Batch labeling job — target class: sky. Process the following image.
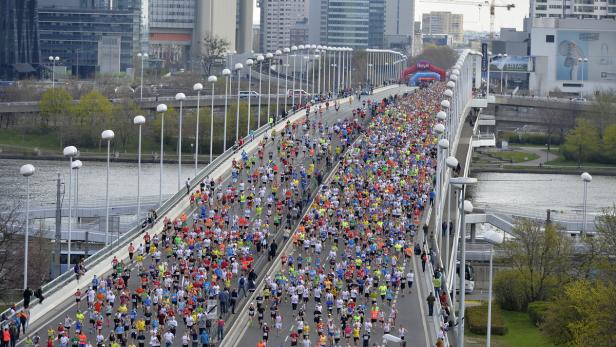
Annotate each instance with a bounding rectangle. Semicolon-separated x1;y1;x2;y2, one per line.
252;0;529;32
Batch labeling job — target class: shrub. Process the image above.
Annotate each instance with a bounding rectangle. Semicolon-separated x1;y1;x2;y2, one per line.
466;303;508;335
527;301;550;326
493;269;528;311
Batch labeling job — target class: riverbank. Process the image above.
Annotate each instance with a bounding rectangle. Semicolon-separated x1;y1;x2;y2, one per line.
471;164;616;176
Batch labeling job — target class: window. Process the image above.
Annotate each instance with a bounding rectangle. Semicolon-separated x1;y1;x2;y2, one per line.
546;34;555;42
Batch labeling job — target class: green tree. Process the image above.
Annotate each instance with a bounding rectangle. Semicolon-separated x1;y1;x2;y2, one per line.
602;124;616;163
69;90;113;147
498;218;573;309
561;118;600;166
110;100;142;152
590;89;616;139
39;88;73;127
542;280;616;346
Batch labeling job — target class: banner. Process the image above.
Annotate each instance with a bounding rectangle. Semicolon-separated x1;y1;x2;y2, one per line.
556;30;616;81
489;56;530;73
481;43;488;72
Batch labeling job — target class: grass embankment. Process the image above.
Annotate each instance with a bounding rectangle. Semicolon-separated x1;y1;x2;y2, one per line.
545;156;616;168
465;307;555;347
491;151;539;163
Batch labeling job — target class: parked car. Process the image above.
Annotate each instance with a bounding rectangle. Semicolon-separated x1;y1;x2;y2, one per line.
239;90;260;99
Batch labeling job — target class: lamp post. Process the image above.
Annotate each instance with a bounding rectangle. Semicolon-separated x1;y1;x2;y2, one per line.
207;76;218;163
222;68;231;151
283;48;290;113
290;46;298;109
265;53;274;120
434;122;446;254
63;145;77;268
577;57;589;83
256;55;264;127
156;104;167;206
450;177;478;347
19;164;35;289
137;52;148;100
487;246;494;347
234;62;244;144
445;156;457;271
193;83;203;177
246;59;254;135
274;50;282;119
71;160;83;254
581;172;592;236
133;115;146;222
299;51;306;106
175;92;186;190
49;56;60;88
497;54;507;94
101;130;114;246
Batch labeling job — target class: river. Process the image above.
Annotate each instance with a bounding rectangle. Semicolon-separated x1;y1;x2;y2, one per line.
1;158;195;208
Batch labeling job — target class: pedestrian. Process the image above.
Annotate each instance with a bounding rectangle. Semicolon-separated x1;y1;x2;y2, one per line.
34;288;43;304
427;292;436;316
186;178;191;195
421;251;428;272
216;316;225;341
23;288;33;308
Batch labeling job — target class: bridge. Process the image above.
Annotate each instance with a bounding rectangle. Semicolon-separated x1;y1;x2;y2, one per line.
4;49;597;347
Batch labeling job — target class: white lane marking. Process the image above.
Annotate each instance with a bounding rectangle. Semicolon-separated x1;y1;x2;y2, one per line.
413;249;431;347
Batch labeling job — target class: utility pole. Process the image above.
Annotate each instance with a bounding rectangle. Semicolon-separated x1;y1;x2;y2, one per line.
53;173;62;278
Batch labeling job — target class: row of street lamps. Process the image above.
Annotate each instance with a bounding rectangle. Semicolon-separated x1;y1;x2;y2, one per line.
365;49;407;88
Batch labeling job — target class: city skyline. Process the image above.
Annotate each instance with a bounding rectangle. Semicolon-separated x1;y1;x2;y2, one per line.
253;0;529;33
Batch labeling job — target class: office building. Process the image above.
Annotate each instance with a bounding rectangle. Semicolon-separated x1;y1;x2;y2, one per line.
37;0;140;77
384;0;414;52
258;0;309;53
290;18;310;47
531;0;616;20
422;11;464;45
491;28;530;56
236;0;253;53
529;17;616;96
0;0;41;79
308;0;386;49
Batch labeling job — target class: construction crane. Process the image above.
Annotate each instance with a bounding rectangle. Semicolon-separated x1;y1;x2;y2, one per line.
419;0;515;39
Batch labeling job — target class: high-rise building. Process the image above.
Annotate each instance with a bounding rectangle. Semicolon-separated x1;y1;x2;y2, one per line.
236;0;253;53
308;0;386;49
0;0;41;79
530;0;616;20
37;0;140;77
258;0;309;53
422;11;464;45
384;0;415;52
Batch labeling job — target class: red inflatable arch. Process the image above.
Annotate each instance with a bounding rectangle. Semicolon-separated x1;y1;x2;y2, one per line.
401;60;446;81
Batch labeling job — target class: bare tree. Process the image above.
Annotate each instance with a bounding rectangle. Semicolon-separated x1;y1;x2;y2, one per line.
200;33;230;76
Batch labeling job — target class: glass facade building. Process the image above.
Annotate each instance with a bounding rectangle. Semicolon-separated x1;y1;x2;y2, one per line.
0;0;41;79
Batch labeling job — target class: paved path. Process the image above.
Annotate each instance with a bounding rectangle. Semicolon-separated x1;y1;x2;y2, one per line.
14;86;408;347
512;146;559;166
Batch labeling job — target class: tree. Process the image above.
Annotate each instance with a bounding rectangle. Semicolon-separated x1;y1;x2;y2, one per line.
70;90;113;147
110;100;142;152
499;218;573;308
542;280;616;346
201;33;230;76
39;88;73;128
590;89;616;139
561;118;600;166
408;45;458;71
602;124;616;163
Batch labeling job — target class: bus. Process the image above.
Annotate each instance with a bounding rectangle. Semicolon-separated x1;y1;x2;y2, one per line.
456;261;476;294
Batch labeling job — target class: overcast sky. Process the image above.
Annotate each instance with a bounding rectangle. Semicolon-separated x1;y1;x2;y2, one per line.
252;0;529;32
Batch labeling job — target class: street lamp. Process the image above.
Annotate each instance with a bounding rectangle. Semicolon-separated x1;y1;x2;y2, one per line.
101;130;114;246
49;56;60;88
246;59;254;135
156;104;167;205
275;50;282;119
137;52;148;100
133;115;146;222
208;76;218;163
19;164;35;290
71;160;83;254
581;172;592;236
175;92;186;190
193;83;203;177
283;48;290;113
299;51;306;106
222;68;231;151
256;55;265;128
450;176;478;347
445;156;458;272
577;57;589;82
290;46;298;109
234;62;244;145
63;145;77;268
266;53;274;121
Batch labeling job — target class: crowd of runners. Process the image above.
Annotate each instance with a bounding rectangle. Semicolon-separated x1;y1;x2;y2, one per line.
245;84;448;347
10;89;400;347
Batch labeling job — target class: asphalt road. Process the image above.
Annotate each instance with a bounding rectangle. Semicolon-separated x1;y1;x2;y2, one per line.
17;86;409;347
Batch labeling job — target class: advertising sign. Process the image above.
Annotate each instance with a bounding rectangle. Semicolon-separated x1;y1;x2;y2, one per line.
481;43;488;72
556;30;616;81
489;56;530;73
